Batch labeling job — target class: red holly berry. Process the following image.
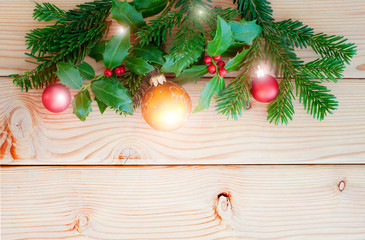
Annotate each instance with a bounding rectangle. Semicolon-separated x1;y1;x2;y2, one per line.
204;56;212;64
218;68;227;77
208;64;216;74
212;55;221;61
119;66;126;75
104;69;112;77
114;67;122;75
217;61;225;67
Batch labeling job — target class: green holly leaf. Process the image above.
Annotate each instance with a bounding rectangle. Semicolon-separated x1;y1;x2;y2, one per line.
132;45;165;65
133;0;168;18
206;16;234;57
72;89;93;121
112;0;146;33
175;65;208;85
89;41;106;62
125;56;154;75
161;55;188;77
231;20;262;45
56;62;82;89
103;28;132;69
95;97;107;114
225;49;250;73
193;76;225;113
76;62;95;80
91;77;133;114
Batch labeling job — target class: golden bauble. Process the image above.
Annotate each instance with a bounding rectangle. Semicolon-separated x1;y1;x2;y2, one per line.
141;81;192;131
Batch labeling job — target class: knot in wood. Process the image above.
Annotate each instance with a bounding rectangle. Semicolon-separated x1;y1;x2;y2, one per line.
9;106;33;140
338;180;346;192
215;192;232;221
73;214;89;233
118;147;142;163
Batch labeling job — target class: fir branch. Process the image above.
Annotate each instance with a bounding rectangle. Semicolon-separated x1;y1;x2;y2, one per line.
234;0;274;25
137;11;183;47
33;2;66;22
267;76;295;125
273;19;314;49
215;73;251;120
301;57;345;82
295;76;338;120
215;37;262;119
15;0;111;91
310;33;356;65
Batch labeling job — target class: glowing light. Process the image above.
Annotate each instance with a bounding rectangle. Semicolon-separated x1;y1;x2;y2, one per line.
256;65;265;78
158;107;186;130
118;26;126;34
197;9;204;15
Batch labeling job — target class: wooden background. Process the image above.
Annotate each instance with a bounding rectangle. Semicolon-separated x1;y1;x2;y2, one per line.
1;0;365;239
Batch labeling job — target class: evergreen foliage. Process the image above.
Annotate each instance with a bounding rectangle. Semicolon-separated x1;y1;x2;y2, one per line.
10;0;356;124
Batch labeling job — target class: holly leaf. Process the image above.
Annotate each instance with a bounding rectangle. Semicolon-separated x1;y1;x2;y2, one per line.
231;20;262;45
91;77;133;114
76;62;95;80
206;16;234;57
132;45;165;65
103;28;132;69
225;49;250;73
89;41;106;62
175;65;208;85
56;62;82;89
193;76;225;113
111;0;146;33
72;89;93;121
133;0;168;18
161;55;191;77
125;56;154;75
95;97;107;114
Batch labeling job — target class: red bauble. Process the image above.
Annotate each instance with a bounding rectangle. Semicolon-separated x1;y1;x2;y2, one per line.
250;75;279;103
42;83;71;113
212;55;221;61
204;56;212;64
208;64;216;74
218;68;227;77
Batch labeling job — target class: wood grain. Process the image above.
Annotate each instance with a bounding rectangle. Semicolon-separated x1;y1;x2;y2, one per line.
1;165;365;239
0;0;364;78
1;77;365;164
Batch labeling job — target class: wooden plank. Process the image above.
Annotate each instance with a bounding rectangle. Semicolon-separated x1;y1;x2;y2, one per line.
1;77;365;164
1;165;365;239
0;0;364;78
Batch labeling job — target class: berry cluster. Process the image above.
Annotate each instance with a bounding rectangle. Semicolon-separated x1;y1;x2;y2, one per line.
204;55;227;77
104;65;126;77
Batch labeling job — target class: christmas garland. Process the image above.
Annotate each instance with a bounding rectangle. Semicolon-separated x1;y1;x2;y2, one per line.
10;0;356;130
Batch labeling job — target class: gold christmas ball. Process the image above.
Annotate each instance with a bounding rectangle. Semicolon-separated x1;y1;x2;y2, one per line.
141;80;192;131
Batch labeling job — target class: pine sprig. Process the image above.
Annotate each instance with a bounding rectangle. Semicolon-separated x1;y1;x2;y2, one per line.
295;76;338;120
14;0;112;91
33;2;66;22
137;11;183;47
234;0;274;25
215;37;263;119
301;57;345;82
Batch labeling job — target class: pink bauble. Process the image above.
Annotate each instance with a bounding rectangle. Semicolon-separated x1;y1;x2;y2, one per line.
250;75;279;103
42;83;71;113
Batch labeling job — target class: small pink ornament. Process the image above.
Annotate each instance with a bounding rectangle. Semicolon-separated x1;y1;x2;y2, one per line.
42;83;71;113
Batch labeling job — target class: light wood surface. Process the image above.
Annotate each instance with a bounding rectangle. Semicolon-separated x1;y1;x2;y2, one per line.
1;165;365;239
0;0;364;78
1;78;365;164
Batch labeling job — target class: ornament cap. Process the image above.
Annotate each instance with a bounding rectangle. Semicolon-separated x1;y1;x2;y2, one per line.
149;74;167;87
